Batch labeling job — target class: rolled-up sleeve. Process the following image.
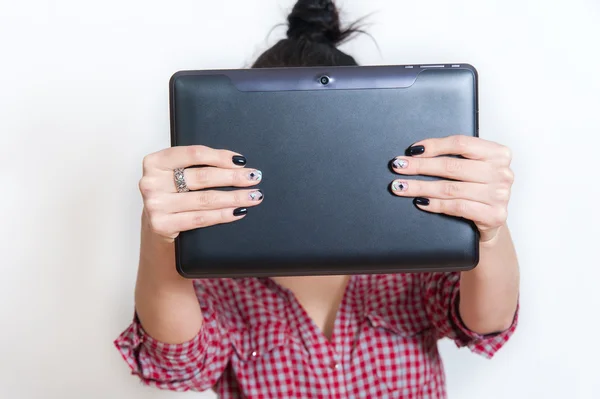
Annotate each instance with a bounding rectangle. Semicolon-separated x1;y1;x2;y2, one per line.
113;301;232;392
420;271;519;359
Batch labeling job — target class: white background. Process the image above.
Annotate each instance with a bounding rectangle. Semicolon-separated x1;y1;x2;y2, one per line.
1;0;599;398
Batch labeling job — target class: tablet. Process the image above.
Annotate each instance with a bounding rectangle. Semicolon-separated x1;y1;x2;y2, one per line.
169;64;480;278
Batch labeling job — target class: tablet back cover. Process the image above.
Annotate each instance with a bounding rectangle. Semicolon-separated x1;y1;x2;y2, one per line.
170;65;480;278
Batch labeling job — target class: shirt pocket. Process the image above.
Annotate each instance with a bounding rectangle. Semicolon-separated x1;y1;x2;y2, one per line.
353;313;432;395
230;322;298;398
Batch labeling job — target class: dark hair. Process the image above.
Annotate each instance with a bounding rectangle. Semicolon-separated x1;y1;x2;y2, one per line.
252;0;365;68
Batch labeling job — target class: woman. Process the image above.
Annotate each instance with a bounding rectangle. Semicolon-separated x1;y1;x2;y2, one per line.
115;1;520;398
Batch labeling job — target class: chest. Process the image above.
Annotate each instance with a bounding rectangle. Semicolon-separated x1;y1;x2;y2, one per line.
204;274;440;398
220;278;440;399
271;275;350;340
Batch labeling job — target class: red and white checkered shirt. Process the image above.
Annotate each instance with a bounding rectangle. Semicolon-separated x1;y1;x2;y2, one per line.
115;273;518;398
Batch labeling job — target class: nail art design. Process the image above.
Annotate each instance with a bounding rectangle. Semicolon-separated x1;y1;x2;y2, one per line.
392;158;408;169
414;197;430;206
249;190;264;201
232;155;247;166
406;145;425;156
392;181;409;192
233;207;248;216
248;170;263;181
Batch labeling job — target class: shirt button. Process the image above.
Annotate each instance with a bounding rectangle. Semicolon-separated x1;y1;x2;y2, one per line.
330;361;339;370
250;350;258;357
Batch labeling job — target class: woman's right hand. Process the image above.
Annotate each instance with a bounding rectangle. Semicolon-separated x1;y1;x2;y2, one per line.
139;145;264;241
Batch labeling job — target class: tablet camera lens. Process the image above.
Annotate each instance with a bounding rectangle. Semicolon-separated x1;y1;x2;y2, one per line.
319;75;330;85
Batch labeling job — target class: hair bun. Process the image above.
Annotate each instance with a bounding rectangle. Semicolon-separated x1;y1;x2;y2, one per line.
286;0;346;44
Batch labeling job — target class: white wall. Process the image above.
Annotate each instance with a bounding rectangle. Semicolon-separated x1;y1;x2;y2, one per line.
1;0;599;398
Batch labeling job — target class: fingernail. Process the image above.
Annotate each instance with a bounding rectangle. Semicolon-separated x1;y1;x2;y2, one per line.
414;197;430;206
233;207;248;216
392;158;408;169
248;170;263;181
249;190;264;201
232;155;247;166
392;181;409;192
406;145;425;156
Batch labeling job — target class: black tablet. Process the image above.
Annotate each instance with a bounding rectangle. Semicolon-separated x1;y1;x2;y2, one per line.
170;64;480;278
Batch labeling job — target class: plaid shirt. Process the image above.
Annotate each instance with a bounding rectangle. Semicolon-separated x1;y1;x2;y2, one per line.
115;273;517;398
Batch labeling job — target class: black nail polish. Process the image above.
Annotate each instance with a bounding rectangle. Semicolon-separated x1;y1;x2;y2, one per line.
414;197;430;206
232;155;247;166
233;207;248;217
406;145;425;156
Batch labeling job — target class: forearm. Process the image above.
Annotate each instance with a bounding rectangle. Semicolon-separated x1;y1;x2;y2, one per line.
459;224;520;335
134;210;203;344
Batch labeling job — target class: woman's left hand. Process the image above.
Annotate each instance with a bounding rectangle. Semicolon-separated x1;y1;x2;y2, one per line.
390;135;514;243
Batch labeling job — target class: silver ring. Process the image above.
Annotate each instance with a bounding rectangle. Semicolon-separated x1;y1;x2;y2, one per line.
174;168;190;193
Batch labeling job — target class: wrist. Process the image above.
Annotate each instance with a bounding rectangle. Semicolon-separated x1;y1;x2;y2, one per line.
139;211;190;290
478;225;504;249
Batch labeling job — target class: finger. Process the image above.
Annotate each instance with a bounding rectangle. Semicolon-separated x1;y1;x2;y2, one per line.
406;135;512;164
157;189;264;213
151;207;250;236
412;198;506;227
390;179;494;204
391;156;492;183
179;167;262;191
144;145;248;172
